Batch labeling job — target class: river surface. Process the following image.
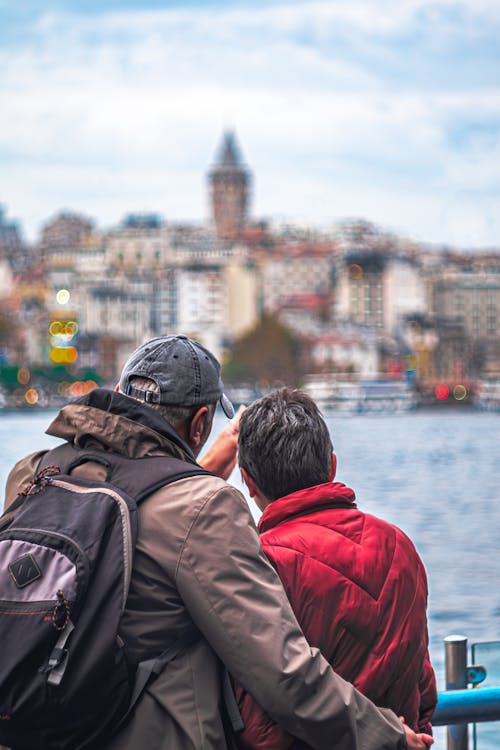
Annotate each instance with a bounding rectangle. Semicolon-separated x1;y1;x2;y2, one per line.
1;407;499;748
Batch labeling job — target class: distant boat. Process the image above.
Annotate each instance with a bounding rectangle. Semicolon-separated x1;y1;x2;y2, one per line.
224;384;265;407
475;380;500;411
302;377;417;414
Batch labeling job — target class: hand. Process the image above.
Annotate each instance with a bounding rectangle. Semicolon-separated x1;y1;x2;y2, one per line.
400;718;434;749
199;405;246;479
227;404;246;433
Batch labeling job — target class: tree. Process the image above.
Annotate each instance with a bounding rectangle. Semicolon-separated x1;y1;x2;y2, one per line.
223;315;303;387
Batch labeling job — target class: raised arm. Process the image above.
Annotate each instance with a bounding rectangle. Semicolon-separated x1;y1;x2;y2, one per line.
199;405;245;479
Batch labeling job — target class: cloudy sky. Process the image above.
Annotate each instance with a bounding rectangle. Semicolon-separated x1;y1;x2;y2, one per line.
1;0;500;247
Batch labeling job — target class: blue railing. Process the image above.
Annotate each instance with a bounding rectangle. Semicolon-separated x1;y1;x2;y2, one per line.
432;635;500;749
433;686;500;725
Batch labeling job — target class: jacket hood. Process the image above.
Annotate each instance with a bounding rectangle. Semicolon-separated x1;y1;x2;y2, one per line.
258;481;356;533
45;388;196;463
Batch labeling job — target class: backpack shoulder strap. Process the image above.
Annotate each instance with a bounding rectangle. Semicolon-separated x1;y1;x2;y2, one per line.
128;624;200;713
38;444;213;504
37;443;79;474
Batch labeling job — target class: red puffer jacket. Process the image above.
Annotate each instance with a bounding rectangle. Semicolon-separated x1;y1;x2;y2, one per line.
236;482;437;750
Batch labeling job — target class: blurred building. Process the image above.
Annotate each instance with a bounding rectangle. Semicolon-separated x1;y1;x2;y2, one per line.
39;211;94;270
0;258;14;300
259;239;338;316
163;226;258;357
335;251;426;336
105;213;169;272
431;254;500;377
0;205;27;271
3;138;500;390
306;330;379;379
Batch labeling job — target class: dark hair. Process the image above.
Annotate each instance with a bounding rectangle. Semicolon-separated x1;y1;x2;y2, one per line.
238;387;333;501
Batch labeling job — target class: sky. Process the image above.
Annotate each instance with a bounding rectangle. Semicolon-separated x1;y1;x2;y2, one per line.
1;0;500;248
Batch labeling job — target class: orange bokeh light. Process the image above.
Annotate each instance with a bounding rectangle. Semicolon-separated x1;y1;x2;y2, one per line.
349;263;363;280
69;381;86;397
50;346;78;364
17;367;31;385
25;388;39;405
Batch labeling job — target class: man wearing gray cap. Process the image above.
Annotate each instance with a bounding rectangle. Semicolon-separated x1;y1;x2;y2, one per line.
3;335;430;750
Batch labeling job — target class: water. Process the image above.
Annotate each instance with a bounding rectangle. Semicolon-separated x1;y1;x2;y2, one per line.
1;407;499;748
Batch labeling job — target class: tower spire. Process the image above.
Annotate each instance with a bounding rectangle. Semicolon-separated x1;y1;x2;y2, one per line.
216;131;242;166
208;131;252;239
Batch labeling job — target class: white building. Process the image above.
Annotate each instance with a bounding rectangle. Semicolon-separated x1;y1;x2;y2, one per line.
335;254;426;335
0;259;14;299
78;282;153;349
383;259;427;334
105;214;170;271
309;331;379;379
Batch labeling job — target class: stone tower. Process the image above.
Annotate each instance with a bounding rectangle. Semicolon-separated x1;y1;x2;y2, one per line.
208;131;251;239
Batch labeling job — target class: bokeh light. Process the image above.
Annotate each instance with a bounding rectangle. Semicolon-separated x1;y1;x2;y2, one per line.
50;346;78;364
25;388;39;405
435;384;450;401
69;381;86;398
56;289;71;305
349;263;363;280
453;384;467;401
49;320;78;341
17;367;30;385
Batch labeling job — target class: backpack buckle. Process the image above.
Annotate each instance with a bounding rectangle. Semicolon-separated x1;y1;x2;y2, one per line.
47;647;68;670
42;619;75;687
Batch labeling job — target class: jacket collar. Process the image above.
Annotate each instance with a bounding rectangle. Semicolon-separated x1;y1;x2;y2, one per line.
258;482;356;534
45;388;197;463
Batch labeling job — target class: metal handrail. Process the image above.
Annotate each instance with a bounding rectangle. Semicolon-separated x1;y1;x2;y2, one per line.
436;635;500;750
433;686;500;725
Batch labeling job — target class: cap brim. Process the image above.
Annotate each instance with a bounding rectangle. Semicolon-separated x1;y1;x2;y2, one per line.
220;393;235;419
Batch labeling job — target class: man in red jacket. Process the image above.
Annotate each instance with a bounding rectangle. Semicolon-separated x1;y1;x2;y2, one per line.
237;388;437;750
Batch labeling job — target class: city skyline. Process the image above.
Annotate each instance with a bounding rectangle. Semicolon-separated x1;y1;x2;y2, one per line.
1;0;500;248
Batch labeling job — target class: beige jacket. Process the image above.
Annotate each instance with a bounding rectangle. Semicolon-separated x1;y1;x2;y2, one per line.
4;390;407;750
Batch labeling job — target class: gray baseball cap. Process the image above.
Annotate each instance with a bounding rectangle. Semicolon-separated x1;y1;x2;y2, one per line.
119;335;234;418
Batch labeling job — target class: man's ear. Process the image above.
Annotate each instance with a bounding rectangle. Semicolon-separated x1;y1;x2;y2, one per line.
241;467;270;512
241;467;259;498
329;452;337;481
189;406;209;450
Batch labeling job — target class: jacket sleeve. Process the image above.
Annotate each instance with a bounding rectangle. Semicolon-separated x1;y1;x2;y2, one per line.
175;484;407;750
418;649;438;734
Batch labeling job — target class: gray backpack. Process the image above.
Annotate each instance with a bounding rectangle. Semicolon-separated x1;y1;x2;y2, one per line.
0;445;211;750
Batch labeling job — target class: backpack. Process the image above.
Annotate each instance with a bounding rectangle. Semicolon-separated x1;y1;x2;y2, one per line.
0;443;213;750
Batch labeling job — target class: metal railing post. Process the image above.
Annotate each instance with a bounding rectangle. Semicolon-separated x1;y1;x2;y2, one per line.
445;635;469;750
